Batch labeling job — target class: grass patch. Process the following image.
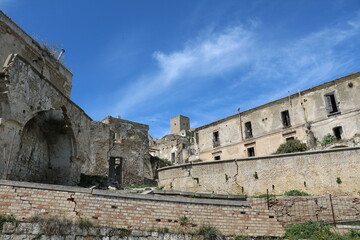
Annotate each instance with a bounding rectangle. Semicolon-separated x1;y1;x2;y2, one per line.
0;214;18;230
78;218;93;229
194;225;221;240
115;228;132;237
252;194;282;198
284;190;310;196
179;216;189;226
285;221;360;240
158;227;170;234
40;216;72;235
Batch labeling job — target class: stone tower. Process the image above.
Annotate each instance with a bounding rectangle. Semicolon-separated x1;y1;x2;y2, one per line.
170;115;190;135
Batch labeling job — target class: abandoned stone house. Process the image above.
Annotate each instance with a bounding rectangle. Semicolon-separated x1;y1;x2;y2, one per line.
151;72;360;164
0;11;153;186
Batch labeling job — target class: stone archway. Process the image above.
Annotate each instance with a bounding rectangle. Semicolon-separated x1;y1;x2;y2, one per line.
9;108;77;185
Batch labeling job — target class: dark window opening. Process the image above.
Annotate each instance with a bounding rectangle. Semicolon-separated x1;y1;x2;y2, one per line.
281;110;291;127
247;147;255;157
109;157;123;184
195;132;199;144
333;126;343;140
214;156;221;160
286;137;295;142
324;93;339;114
213;131;220;146
245;122;253;138
171;152;176;163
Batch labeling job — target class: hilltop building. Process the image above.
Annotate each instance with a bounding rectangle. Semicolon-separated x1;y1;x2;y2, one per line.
151;72;360;163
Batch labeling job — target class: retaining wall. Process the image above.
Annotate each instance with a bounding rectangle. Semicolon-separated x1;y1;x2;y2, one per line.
0;180;284;237
158;147;360;196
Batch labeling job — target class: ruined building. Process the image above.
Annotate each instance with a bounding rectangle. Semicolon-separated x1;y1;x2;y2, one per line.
0;11;153;185
151;72;360;163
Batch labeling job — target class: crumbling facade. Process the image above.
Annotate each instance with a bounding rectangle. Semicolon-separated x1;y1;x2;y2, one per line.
0;11;152;185
152;73;360;163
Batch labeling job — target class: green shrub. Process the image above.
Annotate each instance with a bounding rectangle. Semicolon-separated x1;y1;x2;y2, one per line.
40;216;72;235
275;139;307;154
116;228;132;237
179;216;189;226
336;177;342;184
158;227;170;234
284;190;310;196
285;221;332;239
78;218;93;229
320;134;337;146
0;214;17;230
253;171;259;180
195;225;221;240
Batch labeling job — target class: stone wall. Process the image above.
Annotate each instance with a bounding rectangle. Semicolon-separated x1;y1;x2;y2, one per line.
0;55;152;185
158;147;360;196
0;223;220;240
0;11;72;97
0;180;285;237
250;196;360;225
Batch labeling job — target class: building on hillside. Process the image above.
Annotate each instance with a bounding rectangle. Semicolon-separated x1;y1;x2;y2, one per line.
151;72;360;163
0;11;153;185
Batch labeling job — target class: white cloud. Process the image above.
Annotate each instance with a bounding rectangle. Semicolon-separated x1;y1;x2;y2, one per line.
107;12;360;133
111;26;255;116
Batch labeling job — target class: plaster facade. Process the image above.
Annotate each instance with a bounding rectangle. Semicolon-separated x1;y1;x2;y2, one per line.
158;147;360;196
0;11;152;186
152;72;360;162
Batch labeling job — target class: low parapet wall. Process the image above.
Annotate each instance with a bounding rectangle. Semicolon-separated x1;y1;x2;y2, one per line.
158;147;360;196
0;180;284;237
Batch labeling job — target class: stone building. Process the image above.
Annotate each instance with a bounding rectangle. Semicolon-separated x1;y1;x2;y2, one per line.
152;72;360;163
0;11;153;185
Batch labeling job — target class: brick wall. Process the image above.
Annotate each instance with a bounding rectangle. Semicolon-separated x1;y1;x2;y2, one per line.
0;180;284;237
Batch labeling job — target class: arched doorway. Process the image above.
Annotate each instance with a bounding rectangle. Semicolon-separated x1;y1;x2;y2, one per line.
9;108;77;185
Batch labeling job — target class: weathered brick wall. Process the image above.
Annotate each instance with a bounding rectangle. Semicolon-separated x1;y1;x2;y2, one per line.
0;180;284;237
250;196;360;225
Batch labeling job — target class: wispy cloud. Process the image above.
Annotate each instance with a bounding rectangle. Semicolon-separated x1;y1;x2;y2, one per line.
104;12;360;138
110;26;255;116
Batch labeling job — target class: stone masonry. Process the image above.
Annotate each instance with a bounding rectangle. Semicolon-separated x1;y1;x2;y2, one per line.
0;11;152;185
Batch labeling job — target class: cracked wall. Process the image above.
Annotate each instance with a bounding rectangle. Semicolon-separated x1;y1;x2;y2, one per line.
0;180;285;237
158;147;360;196
0;11;153;186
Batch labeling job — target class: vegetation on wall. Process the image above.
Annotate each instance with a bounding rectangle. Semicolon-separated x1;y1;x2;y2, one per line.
0;214;17;230
336;177;343;184
274;139;308;154
194;225;221;240
285;221;360;239
320;133;338;146
284;190;310;196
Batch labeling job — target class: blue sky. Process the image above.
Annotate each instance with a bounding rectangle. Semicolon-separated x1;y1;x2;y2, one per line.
1;0;360;138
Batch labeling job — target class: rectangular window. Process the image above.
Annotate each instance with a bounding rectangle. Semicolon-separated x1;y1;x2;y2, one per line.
324;92;339;114
245;121;253;138
286;137;295;142
214;155;221;160
171;152;176;163
281;110;291;127
247;147;255;157
333;126;343;140
213;131;220;146
195;132;199;144
109;157;123;184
